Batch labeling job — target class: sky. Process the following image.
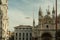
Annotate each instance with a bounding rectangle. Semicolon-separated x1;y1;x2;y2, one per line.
8;0;60;31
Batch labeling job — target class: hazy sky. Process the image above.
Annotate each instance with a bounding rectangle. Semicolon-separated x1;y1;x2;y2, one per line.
8;0;60;31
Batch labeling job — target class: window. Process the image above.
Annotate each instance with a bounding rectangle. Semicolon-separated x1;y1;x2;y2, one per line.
23;33;24;38
19;38;21;40
26;38;28;40
30;33;32;37
30;33;32;40
26;33;28;40
26;33;28;38
23;38;24;40
19;33;21;38
0;0;2;4
22;33;25;40
16;33;17;40
30;38;31;40
46;25;49;28
16;33;17;37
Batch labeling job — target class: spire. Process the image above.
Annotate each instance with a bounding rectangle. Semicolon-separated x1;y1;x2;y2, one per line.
52;5;55;18
33;10;35;27
39;7;42;16
38;6;43;25
33;18;35;27
52;6;55;14
47;6;50;15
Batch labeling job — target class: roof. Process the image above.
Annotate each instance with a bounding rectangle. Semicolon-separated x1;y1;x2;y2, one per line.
44;15;52;19
14;25;32;28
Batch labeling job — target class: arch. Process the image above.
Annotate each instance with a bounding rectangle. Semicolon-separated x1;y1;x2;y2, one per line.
55;30;60;40
41;32;52;40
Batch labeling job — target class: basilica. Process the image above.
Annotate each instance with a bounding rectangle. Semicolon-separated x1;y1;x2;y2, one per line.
32;6;60;40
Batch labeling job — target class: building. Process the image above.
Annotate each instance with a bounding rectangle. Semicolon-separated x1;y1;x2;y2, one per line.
0;0;8;40
32;6;60;40
14;25;32;40
13;5;60;40
7;31;14;40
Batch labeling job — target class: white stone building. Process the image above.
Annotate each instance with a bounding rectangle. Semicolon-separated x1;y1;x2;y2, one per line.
14;25;32;40
0;0;8;40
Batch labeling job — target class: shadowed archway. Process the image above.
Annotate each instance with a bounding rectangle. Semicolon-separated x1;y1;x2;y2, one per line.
55;30;60;40
41;32;52;40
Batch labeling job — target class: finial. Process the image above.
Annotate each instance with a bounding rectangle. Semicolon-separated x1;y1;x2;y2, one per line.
39;6;42;16
46;5;50;15
52;5;55;13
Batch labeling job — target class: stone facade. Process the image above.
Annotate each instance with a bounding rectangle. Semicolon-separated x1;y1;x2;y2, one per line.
0;0;8;40
14;25;32;40
32;6;60;40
